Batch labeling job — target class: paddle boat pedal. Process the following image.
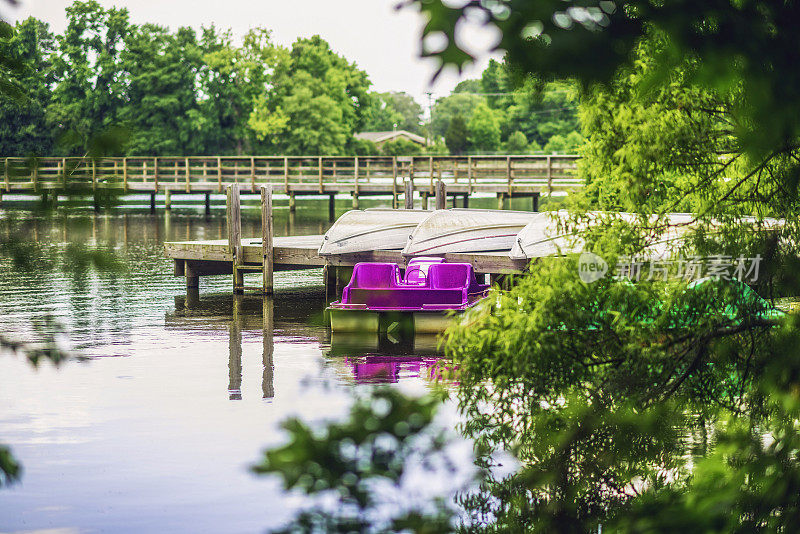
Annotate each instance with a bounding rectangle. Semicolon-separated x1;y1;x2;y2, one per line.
328;258;490;335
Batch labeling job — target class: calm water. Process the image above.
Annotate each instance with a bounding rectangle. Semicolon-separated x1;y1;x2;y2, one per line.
0;195;494;533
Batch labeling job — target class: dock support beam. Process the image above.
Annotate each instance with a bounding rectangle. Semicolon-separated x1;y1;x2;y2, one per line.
421;192;429;210
165;189;172;210
324;264;337;302
185;261;199;290
351;193;359;209
404;180;414;209
328;194;336;222
261;185;273;295
532;192;540;212
435;180;446;210
227;185;243;294
150;192;156;213
288;191;296;213
204;192;211;214
497;193;505;210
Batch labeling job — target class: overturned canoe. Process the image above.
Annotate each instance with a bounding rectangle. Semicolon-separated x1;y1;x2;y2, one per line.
402;209;541;256
319;208;431;255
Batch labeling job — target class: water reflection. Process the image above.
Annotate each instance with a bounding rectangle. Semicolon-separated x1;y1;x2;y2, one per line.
325;332;445;384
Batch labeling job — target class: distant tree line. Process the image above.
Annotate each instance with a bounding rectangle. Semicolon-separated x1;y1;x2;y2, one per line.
0;1;582;157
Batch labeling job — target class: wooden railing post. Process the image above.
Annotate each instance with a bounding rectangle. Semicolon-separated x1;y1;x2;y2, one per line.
217;156;222;192
251;156;256;192
547;155;553;195
32;158;38;192
185;157;190;192
428;156;434;193
283;156;289;193
318;156;324;193
506;155;512;196
354;156;359;195
261;185;273;295
3;157;8;192
153;157;159;191
391;157;398;208
62;157;67;189
227;184;243;294
467;156;473;195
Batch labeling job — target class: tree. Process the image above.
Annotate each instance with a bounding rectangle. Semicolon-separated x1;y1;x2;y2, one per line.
47;1;130;155
467;102;501;152
0;17;56;156
381;138;422;156
543;131;583;154
445;114;468;155
362;91;423;134
502;130;529;154
198;26;285;155
268;36;371;155
430;92;483;139
120;24;204;155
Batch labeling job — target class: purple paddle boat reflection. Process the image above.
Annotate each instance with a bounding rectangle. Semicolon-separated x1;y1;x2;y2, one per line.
328;257;490;335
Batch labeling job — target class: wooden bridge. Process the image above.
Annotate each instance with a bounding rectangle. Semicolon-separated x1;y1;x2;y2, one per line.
0;154;581;211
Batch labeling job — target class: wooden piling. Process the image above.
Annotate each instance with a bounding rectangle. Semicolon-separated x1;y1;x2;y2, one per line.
497;193;505;210
262;296;275;399
261;185;274;295
404;180;414;209
328;194;336;222
185;261;199;290
532;192;540;212
165;189;172;210
227;184;243;294
435;180;446;210
288;191;296;213
150;192;156;213
204;192;211;214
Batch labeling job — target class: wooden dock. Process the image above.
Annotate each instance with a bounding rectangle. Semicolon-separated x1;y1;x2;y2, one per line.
2;154;581;212
165;183;529;296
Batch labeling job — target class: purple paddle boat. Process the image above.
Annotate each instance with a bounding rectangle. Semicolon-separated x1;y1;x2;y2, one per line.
328;257;490;335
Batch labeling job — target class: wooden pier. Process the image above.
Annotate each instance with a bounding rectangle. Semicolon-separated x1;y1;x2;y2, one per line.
165;183;529;297
2;154;580;212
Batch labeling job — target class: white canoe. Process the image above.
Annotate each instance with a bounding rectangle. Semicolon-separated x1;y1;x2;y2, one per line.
402;209;542;256
509;212;748;260
318;208;431;255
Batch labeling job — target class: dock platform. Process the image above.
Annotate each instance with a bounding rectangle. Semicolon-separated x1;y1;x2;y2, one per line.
166;235;527;287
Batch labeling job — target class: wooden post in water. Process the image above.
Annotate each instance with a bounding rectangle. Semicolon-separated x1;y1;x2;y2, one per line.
262;296;275;399
185;260;199;290
404;179;414;209
435;179;446;210
532;192;540;212
288;192;296;213
261;185;274;295
227;184;243;294
328;194;336;222
165;189;172;210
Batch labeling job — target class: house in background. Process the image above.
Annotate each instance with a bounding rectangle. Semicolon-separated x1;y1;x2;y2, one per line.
354;130;429;149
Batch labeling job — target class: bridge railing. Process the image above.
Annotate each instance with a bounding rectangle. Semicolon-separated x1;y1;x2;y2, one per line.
1;155;581;194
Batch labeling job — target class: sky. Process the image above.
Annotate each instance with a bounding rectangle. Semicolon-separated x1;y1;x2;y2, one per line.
3;0;502;109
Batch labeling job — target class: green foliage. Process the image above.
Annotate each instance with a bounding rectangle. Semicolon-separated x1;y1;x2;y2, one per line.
268;36;371;155
431;92;484;139
0;18;55;155
445;114;468;155
0;445;20;487
407;0;800;159
254;387;456;533
362;91;422;134
502;130;530;154
380;138;421;156
350;138;378;156
543;131;583;154
467;102;501;152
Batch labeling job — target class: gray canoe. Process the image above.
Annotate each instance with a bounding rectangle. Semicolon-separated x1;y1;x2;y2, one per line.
402;209;542;256
318;208;431;255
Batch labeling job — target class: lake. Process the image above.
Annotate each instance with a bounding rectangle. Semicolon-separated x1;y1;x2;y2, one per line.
0;195;495;533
